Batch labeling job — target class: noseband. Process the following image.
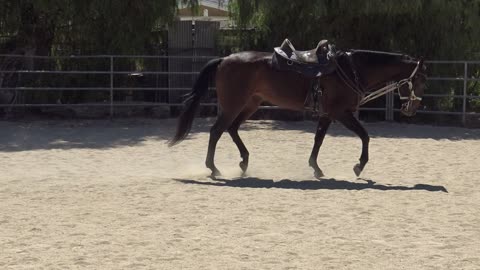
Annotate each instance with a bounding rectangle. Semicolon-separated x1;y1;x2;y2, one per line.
397;63;425;102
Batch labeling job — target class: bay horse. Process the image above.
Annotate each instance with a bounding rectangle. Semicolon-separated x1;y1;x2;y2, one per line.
169;48;427;179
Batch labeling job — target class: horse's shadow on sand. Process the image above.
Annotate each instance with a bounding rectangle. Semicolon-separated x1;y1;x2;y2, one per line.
175;177;448;193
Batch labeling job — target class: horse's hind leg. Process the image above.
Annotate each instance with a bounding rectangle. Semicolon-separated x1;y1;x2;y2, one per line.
309;115;332;179
337;111;370;176
206;112;238;178
207;59;256;177
228;97;262;174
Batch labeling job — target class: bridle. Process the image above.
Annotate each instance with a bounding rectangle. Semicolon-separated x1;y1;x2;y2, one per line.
398;64;426;102
334;52;425;106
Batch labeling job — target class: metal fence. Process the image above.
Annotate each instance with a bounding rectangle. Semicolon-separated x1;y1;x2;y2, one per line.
0;54;479;124
381;60;480;125
0;54;217;117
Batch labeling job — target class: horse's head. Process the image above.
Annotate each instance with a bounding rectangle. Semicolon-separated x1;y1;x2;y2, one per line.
351;51;428;116
397;58;427;116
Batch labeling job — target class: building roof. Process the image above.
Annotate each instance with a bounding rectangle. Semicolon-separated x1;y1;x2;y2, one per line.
202;0;228;10
177;0;231;28
179;0;228;11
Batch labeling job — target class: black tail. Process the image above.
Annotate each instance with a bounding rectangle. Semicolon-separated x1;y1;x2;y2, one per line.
169;58;223;146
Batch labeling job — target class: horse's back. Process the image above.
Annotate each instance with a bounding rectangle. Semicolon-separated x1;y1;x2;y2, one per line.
223;51;272;63
216;51;273;91
216;51;310;111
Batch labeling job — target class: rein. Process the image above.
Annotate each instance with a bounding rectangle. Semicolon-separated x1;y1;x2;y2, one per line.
335;52;364;97
334;52;424;106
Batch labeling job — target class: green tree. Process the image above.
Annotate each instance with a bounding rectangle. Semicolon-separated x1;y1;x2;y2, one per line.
0;0;200;55
230;0;480;60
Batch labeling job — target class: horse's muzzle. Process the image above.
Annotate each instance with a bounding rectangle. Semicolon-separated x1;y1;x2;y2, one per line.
400;100;421;117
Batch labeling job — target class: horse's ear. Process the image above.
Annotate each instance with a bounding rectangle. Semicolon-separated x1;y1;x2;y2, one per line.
418;57;424;66
419;57;426;71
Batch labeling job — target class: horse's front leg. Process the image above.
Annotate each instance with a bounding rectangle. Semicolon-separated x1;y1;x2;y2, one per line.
309;116;332;179
337;111;370;176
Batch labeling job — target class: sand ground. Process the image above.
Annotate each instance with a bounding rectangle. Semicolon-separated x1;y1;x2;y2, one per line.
1;118;479;269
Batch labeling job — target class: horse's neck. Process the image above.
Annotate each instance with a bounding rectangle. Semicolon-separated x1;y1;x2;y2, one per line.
363;64;411;90
350;51;415;90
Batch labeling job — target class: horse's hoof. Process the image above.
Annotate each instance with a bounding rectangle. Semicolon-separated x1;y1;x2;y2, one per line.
239;161;248;172
314;170;325;180
353;164;363;177
209;168;221;179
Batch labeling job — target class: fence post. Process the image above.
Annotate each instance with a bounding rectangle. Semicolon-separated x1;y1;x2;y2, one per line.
462;62;468;126
385;91;389;121
385;90;394;121
110;56;114;118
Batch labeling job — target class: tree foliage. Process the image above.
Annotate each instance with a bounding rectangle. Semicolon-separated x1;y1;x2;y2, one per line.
230;0;480;60
0;0;199;55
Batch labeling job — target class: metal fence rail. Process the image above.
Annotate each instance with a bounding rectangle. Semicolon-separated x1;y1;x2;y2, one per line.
0;55;479;124
0;54;217;117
